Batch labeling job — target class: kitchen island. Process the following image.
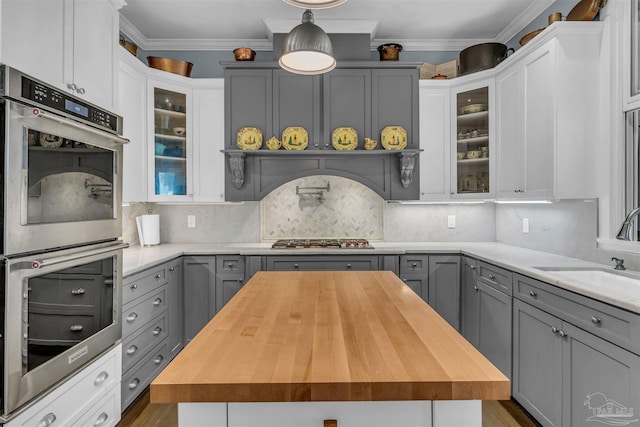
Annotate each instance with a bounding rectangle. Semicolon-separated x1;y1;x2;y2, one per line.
150;270;510;426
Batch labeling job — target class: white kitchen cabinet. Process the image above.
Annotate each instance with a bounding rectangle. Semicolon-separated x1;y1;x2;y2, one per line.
496;24;602;200
419;83;451;200
450;76;495;199
119;48;148;203
0;0;122;109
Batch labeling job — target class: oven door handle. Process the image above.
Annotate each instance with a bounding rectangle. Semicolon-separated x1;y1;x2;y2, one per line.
26;107;130;145
18;243;129;271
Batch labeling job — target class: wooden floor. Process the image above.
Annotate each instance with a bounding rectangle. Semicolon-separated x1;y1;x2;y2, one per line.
117;389;541;427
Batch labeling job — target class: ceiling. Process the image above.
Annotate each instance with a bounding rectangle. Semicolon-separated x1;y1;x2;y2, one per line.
119;0;557;52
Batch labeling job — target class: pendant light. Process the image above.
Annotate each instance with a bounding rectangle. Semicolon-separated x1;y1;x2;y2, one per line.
282;0;347;9
279;9;336;75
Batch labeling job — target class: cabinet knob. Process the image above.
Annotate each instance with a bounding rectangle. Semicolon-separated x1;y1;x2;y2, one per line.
94;371;109;386
37;412;57;427
76;87;85;95
169;267;175;272
473;285;478;291
558;330;568;338
155;274;161;280
346;264;352;269
238;279;243;284
529;290;537;298
130;283;137;290
153;327;162;336
154;355;164;365
228;263;234;268
93;412;109;427
293;264;299;269
128;378;140;390
412;262;418;268
127;345;138;355
489;274;496;280
153;298;162;306
67;83;77;91
468;264;476;269
591;316;601;324
126;312;138;322
551;326;559;334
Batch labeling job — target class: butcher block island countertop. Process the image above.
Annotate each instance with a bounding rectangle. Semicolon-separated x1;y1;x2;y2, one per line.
152;270;508;402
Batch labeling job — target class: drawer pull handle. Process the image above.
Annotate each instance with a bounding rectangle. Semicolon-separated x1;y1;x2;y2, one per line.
412;263;418;268
93;412;109;426
551;326;559;334
228;263;234;268
128;378;140;390
94;371;109;385
155;274;161;280
169;267;175;272
153;327;162;336
126;345;138;355
294;264;299;269
529;291;537;298
70;325;83;332
558;330;568;338
71;288;85;295
154;355;164;365
127;312;138;322
37;412;57;427
130;283;137;290
105;278;113;286
153;298;162;306
591;316;601;324
489;274;496;280
346;263;352;269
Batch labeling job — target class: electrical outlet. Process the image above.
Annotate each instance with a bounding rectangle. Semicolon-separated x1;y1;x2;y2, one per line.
187;215;196;228
523;218;529;233
447;214;456;229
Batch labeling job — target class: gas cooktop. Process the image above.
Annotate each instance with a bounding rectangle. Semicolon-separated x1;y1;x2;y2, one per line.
271;239;374;249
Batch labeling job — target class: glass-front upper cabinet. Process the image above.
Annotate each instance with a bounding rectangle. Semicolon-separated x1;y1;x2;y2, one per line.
148;81;192;200
453;83;493;197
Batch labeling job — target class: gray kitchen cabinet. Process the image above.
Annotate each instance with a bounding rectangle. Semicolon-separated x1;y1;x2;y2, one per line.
215;255;245;313
265;255;379;271
323;68;372;145
398;254;429;300
428;255;461;331
273;70;321;148
166;258;183;359
246;255;264;281
513;298;640;427
461;259;512;378
182;256;216;342
460;256;479;346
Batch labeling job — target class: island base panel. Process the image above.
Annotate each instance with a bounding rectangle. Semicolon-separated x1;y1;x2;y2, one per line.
177;400;481;427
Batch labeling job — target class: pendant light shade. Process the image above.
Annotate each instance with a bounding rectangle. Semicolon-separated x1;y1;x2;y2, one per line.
282;0;347;9
279;10;336;75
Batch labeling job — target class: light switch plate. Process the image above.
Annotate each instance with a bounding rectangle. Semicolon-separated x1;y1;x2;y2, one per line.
187;215;196;228
447;214;456;229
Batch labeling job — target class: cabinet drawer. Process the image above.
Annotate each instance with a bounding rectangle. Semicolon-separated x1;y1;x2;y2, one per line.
477;261;512;295
399;255;429;274
216;256;245;274
15;345;120;427
71;386;120;427
122;287;167;337
28;309;99;344
122;315;168;372
28;275;101;306
123;266;167;305
266;256;379;271
122;342;168;409
514;273;640;354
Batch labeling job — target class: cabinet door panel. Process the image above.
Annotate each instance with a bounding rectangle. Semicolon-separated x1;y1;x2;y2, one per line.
183;256;216;342
478;282;512;379
225;70;272;149
460;257;479;347
273;71;321;148
372;69;418;148
562;322;640;427
216;276;244;313
513;300;562;427
167;259;183;357
193;86;225;202
400;276;427;301
427;255;460;331
419;86;450;200
323;69;371;146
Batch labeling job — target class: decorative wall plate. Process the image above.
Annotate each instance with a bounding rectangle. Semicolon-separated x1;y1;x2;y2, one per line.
381;126;407;150
331;127;358;150
266;136;281;150
237;127;263;150
282;127;308;150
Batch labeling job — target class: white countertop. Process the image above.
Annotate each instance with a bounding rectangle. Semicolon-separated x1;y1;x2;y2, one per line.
123;241;640;315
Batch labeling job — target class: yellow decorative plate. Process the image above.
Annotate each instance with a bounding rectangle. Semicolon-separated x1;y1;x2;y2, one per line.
381;126;407;150
281;127;308;150
237;127;263;150
266;136;281;150
331;127;358;151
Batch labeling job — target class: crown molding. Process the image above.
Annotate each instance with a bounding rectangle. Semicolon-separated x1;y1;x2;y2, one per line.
494;0;555;43
263;18;379;39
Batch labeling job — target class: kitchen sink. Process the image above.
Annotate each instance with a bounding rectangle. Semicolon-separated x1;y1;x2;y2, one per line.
533;266;640;288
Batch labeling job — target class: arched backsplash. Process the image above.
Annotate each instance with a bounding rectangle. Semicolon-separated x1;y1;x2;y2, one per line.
260;175;384;240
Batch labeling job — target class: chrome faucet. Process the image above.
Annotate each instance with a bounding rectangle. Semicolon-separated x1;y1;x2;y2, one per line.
612;257;626;270
616;207;640;240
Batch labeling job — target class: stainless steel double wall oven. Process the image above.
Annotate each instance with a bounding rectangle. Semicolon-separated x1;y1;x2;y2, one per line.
0;65;128;421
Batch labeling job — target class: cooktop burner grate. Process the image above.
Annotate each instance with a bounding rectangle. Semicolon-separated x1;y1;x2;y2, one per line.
271;239;374;249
